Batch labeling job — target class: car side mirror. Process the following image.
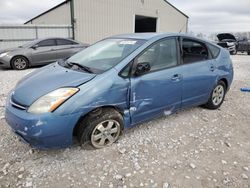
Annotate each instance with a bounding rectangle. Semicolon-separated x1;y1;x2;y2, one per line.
135;62;151;76
31;44;39;50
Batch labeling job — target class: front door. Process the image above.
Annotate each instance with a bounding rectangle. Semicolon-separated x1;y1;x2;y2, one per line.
31;39;58;65
130;38;182;124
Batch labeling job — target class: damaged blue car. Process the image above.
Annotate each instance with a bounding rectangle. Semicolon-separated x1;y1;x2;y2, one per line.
5;33;234;149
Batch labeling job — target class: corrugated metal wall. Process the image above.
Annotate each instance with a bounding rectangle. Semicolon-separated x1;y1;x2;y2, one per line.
74;0;188;43
0;25;72;49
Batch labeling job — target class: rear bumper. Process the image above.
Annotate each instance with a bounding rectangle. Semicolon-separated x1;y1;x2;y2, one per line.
5;98;82;149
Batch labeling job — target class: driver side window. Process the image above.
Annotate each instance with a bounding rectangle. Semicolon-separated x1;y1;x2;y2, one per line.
137;38;178;72
37;39;56;47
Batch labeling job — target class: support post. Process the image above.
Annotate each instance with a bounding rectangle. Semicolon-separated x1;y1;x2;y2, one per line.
70;0;75;40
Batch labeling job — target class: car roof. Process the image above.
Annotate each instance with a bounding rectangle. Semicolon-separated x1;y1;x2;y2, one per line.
111;33;175;40
110;33;187;40
110;33;222;49
110;32;211;41
35;37;75;42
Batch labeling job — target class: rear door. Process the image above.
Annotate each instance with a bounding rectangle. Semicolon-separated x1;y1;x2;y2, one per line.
180;38;217;108
129;38;183;124
55;39;83;60
31;39;58;65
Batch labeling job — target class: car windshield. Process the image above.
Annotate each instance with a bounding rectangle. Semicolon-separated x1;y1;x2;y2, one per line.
66;38;145;73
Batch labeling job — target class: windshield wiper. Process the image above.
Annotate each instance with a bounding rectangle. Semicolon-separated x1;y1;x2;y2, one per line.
67;62;93;73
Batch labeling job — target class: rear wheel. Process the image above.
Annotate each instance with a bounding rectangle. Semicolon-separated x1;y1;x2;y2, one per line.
247;51;250;55
205;81;226;110
77;108;123;149
11;56;29;70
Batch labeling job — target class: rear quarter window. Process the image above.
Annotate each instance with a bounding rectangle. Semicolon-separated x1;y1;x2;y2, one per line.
208;44;220;58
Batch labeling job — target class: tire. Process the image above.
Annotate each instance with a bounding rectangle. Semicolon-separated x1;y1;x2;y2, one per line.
11;56;29;70
77;108;123;149
247;51;250;55
205;81;226;110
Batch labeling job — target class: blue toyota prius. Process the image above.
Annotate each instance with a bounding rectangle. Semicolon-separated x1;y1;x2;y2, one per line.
5;33;234;149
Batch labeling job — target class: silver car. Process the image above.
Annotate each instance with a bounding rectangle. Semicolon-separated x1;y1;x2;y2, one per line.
0;38;88;70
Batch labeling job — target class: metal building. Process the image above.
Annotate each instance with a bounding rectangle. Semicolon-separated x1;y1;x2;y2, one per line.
0;25;72;49
25;0;188;44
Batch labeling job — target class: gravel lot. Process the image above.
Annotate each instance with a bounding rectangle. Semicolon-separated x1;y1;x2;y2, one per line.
0;55;250;188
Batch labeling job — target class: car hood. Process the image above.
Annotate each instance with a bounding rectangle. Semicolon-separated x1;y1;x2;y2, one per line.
12;63;96;106
217;33;236;41
0;47;22;54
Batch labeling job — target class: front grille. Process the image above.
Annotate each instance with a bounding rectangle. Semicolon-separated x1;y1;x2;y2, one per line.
10;97;27;110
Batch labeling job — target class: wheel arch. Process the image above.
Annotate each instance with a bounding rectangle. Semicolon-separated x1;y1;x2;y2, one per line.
73;105;125;137
10;55;30;68
219;78;228;91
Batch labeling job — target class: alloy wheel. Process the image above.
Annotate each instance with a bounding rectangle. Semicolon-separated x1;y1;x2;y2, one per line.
212;85;225;106
13;58;27;70
91;120;121;148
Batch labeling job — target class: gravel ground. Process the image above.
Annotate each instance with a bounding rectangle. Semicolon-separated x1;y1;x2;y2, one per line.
0;55;250;188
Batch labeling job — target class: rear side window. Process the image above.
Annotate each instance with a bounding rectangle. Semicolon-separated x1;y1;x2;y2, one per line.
56;39;78;46
37;39;56;47
182;39;209;64
207;44;220;58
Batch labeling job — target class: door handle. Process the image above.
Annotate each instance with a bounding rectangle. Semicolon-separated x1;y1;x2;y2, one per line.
51;49;56;51
171;74;182;82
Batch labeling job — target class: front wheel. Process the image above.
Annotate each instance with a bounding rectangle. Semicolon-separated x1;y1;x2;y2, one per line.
77;108;123;149
11;56;29;70
205;81;226;110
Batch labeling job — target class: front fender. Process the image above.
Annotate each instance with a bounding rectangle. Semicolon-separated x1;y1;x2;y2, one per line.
54;68;130;125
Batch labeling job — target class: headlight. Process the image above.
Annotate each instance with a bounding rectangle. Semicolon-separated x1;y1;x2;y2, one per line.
28;88;79;114
0;52;8;58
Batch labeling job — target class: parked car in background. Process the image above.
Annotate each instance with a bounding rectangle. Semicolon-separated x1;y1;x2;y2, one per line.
5;33;234;149
217;33;237;55
0;38;88;70
217;33;250;55
236;37;250;55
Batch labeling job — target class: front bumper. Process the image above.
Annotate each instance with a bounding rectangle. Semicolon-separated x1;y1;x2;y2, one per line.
227;45;236;53
0;55;12;68
5;99;82;149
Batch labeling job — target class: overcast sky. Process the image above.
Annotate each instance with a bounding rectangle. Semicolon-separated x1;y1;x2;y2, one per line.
0;0;64;24
168;0;250;35
0;0;250;35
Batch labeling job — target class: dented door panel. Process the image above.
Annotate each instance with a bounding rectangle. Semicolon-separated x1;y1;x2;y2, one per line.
130;67;182;125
